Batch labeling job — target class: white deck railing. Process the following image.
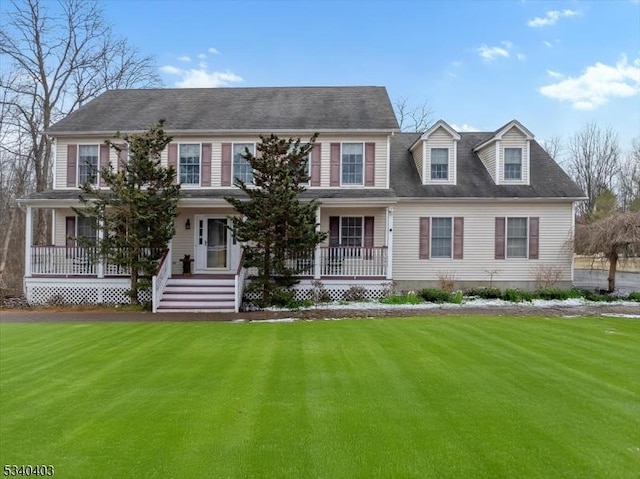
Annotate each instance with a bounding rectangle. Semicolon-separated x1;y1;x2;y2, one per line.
30;246;163;277
152;249;171;313
320;246;387;277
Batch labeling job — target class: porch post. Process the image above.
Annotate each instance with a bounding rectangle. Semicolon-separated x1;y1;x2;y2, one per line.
96;218;104;278
25;206;33;277
314;207;321;279
386;206;394;280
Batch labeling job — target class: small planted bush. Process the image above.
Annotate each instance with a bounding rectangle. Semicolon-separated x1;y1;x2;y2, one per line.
466;288;503;299
580;290;615;302
503;289;534;303
419;288;452;303
627;292;640;302
449;290;464;304
343;285;367;302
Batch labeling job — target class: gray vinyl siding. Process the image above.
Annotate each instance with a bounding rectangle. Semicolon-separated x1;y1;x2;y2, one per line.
411;141;423;182
477;143;497;183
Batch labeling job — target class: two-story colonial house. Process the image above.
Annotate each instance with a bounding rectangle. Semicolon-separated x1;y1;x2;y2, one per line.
18;86;585;312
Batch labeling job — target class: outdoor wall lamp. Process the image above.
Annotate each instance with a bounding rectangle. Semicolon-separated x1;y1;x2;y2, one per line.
185;219;191;230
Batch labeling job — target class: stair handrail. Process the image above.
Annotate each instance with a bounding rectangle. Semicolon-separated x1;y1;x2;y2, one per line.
151;248;171;313
234;249;247;313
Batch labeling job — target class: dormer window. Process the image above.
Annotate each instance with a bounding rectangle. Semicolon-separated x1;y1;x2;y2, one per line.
430;148;449;180
504;148;522;180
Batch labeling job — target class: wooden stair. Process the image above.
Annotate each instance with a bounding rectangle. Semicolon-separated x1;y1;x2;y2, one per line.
156;277;236;313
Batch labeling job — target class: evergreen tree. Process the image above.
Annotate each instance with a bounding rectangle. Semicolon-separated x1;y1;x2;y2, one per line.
225;134;327;306
75;120;180;304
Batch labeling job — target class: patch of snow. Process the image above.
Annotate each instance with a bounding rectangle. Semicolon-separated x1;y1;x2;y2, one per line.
251;317;298;323
601;313;640;319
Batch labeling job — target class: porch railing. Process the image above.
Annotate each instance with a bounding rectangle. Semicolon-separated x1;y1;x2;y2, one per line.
152;249;171;313
30;246;164;277
320;246;387;277
234;250;248;313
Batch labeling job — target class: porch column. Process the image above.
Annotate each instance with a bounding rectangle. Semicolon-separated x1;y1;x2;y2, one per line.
314;207;321;279
24;206;33;277
386;206;394;280
96;219;104;278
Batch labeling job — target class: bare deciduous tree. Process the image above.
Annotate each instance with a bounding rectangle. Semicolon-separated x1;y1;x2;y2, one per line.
617;138;640;212
0;0;161;295
567;123;620;216
575;211;640;292
394;97;434;132
540;135;563;163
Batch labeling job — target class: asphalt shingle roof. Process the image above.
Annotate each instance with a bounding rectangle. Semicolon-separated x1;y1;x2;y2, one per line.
47;86;400;133
390;132;585;199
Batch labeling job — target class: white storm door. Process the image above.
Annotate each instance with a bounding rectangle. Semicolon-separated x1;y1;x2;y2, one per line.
195;217;229;270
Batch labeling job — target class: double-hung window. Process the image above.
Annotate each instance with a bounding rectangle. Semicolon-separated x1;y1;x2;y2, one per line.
341;143;363;185
340;217;363;247
431;217;452;258
78;145;99;185
431;148;449;180
504;148;522;180
179;144;201;185
233;143;255;184
507;217;527;258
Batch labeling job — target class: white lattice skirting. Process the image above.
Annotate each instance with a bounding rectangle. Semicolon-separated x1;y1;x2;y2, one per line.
244;279;392;303
25;278;151;305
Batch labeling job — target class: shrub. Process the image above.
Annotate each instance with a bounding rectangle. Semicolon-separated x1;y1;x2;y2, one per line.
311;280;331;303
437;271;456;293
466;288;502;299
449;290;463;304
269;288;296;307
503;289;534;303
380;293;424;305
533;264;564;289
580;290;615;302
419;288;452;303
343;285;367;302
627;292;640;302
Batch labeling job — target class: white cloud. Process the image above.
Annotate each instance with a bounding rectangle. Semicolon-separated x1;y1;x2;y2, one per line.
539;56;640;110
161;65;182;75
198;61;207;69
208;47;220;54
178;56;191;62
451;123;479;132
477;44;510;61
175;70;243;88
528;9;578;28
517;53;526;61
546;70;564;79
198;53;207;60
543;41;553;48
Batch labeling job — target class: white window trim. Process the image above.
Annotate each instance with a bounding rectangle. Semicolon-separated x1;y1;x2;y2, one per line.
430;216;453;259
178;142;202;187
340;142;365;187
232;142;256;186
76;143;101;187
429;148;450;181
339;215;364;247
505;216;529;259
75;215;98;242
503;147;523;182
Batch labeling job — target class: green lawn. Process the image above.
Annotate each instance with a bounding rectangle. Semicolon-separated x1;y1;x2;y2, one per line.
1;317;639;478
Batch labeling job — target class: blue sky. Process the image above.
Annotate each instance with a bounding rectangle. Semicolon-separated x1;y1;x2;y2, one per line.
63;1;640;148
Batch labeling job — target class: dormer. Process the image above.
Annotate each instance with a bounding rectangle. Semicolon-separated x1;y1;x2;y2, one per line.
409;120;461;185
474;120;533;185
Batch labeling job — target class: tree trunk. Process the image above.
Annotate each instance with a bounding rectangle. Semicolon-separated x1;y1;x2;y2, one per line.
607;252;618;292
0;207;18;289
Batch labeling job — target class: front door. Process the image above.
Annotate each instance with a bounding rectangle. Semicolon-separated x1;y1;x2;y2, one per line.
195;217;229;271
